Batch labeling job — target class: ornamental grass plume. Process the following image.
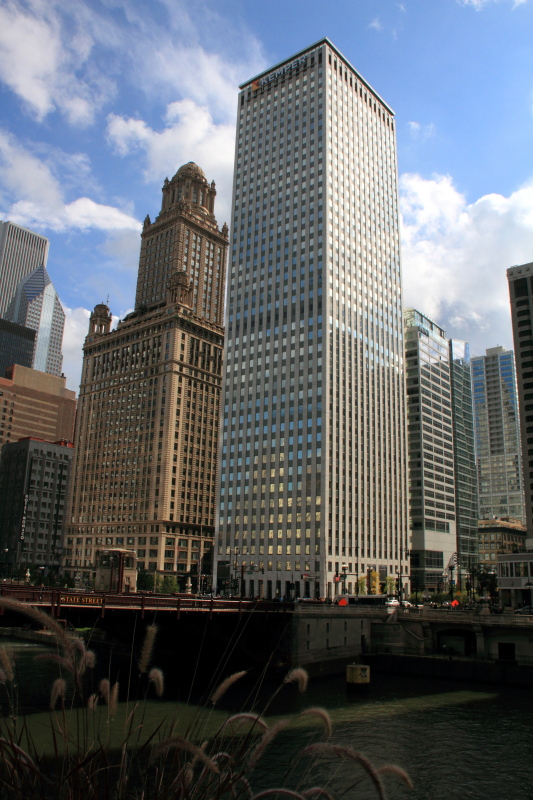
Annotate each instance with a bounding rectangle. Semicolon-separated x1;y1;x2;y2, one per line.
50;678;66;710
148;667;164;697
211;670;247;705
0;599;412;800
138;624;157;674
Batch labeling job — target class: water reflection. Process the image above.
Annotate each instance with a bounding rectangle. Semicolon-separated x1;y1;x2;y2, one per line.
3;642;533;800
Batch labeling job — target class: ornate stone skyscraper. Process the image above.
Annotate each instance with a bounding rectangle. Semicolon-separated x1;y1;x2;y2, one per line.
64;164;228;587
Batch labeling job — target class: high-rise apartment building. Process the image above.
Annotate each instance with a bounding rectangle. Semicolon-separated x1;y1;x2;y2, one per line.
471;346;525;523
0;437;73;573
0;364;76;448
404;310;456;591
507;261;533;538
64;163;228;587
216;40;409;600
449;339;478;569
0;222;49;317
5;265;65;376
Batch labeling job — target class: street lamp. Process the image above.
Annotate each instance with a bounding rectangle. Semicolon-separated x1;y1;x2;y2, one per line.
525;580;533;610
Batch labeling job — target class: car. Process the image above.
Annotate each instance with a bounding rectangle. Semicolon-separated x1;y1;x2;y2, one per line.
515;606;533;615
386;598;399;607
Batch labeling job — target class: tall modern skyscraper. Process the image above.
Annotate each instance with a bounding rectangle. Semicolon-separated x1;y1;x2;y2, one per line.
0;319;36;376
507;261;533;538
0;222;49;317
471;346;525;524
64;163;228;587
216;39;409;600
449;339;478;570
5;265;65;376
404;310;456;591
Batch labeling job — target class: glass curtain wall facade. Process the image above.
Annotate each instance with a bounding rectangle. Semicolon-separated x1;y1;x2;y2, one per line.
471;346;525;524
5;266;65;376
507;262;533;538
0;222;49;318
216;39;408;601
404;309;456;591
449;339;478;575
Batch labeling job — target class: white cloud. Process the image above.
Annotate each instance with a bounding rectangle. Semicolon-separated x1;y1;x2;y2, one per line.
400;172;533;356
61;306;90;392
369;17;383;30
459;0;529;8
107;100;235;224
407;121;436;140
0;1;265;128
0;130;140;233
0;0;115;125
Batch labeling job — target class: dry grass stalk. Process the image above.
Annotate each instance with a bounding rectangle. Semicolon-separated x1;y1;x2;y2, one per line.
0;646;14;682
50;678;66;710
0;598;72;654
248;719;290;770
377;764;414;790
211;669;247;705
284;667;309;693
148;667;164;697
110;681;119;717
99;678;110;704
299;708;333;738
138;624;157;674
152;735;220;773
87;693;98;711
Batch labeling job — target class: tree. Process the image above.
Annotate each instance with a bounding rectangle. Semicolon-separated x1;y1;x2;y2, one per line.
385;575;396;595
370;570;380;595
357;576;367;594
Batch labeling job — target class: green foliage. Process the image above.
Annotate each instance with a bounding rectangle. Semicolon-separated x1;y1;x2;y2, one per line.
357;576;367;594
160;575;179;594
385;575;396;595
370;570;380;595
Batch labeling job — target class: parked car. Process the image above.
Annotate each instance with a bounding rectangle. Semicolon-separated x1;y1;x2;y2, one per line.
515;606;533;615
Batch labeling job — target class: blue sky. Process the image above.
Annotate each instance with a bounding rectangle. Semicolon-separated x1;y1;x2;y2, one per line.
1;0;532;391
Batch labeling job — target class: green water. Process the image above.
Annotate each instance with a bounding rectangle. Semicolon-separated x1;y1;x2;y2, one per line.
2;642;532;800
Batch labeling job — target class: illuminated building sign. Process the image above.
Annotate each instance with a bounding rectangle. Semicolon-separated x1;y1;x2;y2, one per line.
252;55;308;90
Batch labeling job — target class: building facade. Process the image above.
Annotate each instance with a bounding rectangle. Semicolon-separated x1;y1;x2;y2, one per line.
404;310;456;591
449;339;478;572
64;163;228;587
0;222;49;318
478;517;526;570
0;319;35;376
216;39;409;600
0;364;76;448
5;265;65;376
471;346;525;524
507;262;533;539
0;437;73;574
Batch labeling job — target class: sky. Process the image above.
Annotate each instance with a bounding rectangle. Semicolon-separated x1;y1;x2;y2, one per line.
1;0;533;392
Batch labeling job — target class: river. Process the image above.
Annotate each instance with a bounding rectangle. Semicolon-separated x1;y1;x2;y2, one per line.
2;641;532;799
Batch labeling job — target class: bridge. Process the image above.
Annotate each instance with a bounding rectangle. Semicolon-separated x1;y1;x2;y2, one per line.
1;588;533;685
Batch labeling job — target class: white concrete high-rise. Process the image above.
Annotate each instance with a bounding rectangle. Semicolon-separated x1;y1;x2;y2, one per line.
0;222;49;317
216;39;409;600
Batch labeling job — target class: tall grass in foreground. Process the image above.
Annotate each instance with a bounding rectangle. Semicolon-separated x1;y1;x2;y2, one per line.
0;599;412;800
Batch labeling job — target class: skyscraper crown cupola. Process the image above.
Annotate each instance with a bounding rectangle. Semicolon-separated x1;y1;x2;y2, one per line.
160;161;216;216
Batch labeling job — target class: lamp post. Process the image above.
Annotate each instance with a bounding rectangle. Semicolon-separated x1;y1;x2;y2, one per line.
524;579;533;610
341;562;348;593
